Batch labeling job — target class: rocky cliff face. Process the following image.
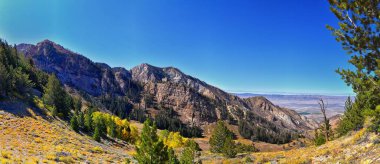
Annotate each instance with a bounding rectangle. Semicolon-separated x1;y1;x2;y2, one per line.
244;96;318;130
130;63;318;130
17;40;138;97
17;40;317;135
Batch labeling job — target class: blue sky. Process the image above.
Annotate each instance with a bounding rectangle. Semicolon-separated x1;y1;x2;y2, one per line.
0;0;354;95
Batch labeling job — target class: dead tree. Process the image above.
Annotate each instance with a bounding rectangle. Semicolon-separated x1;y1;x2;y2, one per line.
318;98;331;141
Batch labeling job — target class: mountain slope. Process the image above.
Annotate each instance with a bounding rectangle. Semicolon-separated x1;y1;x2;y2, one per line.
244;96;318;130
17;40;139;97
0;108;134;163
17;40;317;143
201;128;380;163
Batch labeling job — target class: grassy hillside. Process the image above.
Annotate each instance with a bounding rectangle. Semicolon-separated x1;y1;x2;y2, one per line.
197;118;380;164
199;129;380;163
251;129;380;163
1;104;380;164
0;107;134;163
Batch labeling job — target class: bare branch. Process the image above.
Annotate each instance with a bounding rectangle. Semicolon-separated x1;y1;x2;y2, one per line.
318;98;330;142
346;11;357;29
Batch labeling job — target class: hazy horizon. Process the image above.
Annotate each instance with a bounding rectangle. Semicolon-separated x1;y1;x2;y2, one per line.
232;91;354;97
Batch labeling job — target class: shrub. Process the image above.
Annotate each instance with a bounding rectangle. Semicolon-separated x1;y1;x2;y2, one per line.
314;133;326;146
235;142;258;153
91;146;103;153
243;157;253;163
1;151;12;159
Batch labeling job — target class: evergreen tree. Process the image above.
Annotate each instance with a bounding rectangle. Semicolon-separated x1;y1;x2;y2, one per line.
107;117;117;138
93;126;101;142
180;147;194;164
327;0;380;132
129;108;147;123
70;114;79;132
74;97;82;113
368;106;380;133
42;74;71;117
11;67;34;96
209;120;233;153
167;148;179;164
78;111;85;130
314;129;326;146
135;119;168;164
84;107;94;132
180;139;200;164
155;108;202;138
222;135;237;158
0;41;36;98
92;112;106;137
337;97;364;135
184;139;201;152
0;62;10;97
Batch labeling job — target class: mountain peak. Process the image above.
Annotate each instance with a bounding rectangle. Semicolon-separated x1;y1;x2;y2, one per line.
245;96;274;106
36;39;59;48
36;39;74;55
139;63;152;67
39;39;55;44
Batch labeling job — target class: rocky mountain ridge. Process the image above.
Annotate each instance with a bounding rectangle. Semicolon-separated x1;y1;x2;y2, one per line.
16;40;318;138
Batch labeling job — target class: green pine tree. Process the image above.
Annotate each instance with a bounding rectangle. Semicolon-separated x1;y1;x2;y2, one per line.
107;117;117;138
74;97;82;113
209;120;234;153
70;114;79;132
180;147;194;164
42;74;71;117
327;0;380;133
135;119;168;164
93;126;101;142
0;63;10;97
337;97;364;135
314;129;326;146
180;140;200;164
84;109;93;132
78;111;85;130
11;67;34;96
167;148;179;164
222;135;237;158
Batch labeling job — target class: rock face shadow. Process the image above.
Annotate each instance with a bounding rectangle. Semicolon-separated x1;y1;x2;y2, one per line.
0;100;49;119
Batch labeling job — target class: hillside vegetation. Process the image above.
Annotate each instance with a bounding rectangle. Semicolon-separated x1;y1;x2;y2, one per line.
0;108;133;163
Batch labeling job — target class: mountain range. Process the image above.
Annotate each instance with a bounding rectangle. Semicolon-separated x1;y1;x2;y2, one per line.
16;40;318;140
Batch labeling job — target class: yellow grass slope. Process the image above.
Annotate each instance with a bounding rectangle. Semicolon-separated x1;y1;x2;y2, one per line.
0;109;133;163
1;106;380;164
250;128;380;164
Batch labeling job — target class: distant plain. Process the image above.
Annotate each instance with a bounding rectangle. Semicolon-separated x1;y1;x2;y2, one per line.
236;93;351;121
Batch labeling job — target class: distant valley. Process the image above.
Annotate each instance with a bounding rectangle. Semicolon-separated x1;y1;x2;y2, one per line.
235;93;351;121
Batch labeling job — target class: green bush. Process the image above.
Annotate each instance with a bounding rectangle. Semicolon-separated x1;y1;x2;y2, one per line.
314;133;326;146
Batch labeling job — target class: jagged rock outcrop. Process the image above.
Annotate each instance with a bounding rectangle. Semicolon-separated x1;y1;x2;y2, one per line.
17;40;318;136
244;96;319;130
131;63;318;130
17;40;138;97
